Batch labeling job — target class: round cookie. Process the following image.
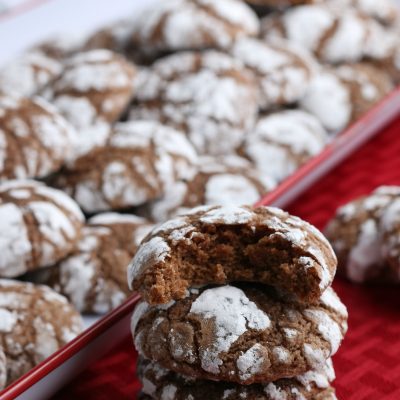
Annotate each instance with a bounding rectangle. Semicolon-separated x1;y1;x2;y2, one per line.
27;213;153;314
0;279;83;386
129;51;258;155
242;110;328;182
46;49;137;157
130;0;259;53
0;180;85;278
146;155;276;222
230;37;317;109
261;4;383;64
128;205;337;305
137;357;337;400
0;346;5;391
325;186;400;283
132;284;347;384
0;51;62;97
52;120;198;213
0;94;78;180
300;64;393;132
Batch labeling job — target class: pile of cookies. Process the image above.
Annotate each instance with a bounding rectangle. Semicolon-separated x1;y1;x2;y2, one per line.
0;179;154;389
0;0;397;390
326;186;400;284
129;205;348;399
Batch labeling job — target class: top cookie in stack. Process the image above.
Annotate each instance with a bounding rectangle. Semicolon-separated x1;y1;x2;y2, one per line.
129;205;348;399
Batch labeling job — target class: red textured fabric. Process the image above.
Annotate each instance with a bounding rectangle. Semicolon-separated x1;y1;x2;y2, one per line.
53;116;400;400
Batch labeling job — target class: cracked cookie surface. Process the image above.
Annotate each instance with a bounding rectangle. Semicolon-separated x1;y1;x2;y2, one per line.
130;0;259;53
129;51;258;155
27;213;153;314
144;155;276;223
242;110;328;182
0;51;62;97
46;49;136;157
52;120;198;213
231;37;317;109
0;94;78;180
301;64;393;132
0;180;84;278
137;357;337;400
132;284;347;384
325;186;400;283
0;279;83;386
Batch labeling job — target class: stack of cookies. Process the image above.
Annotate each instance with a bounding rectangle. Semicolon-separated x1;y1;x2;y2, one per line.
129;205;348;399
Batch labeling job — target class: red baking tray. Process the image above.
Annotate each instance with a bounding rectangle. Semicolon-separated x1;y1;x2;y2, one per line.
2;89;400;400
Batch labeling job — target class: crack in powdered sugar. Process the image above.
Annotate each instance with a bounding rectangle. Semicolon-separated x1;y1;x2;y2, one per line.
189;285;271;374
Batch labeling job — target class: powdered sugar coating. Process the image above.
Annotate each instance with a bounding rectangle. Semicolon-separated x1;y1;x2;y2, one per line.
0;180;84;278
147;155;276;223
53;120;198;213
138;356;337;400
129;51;258;155
190;286;271;374
243;110;328;182
28;212;153;314
0;94;78;180
303;309;342;354
300;70;351;132
134;282;346;384
325;185;400;283
131;0;259;52
46;50;136;158
0;279;82;385
0;51;62;97
231;37;317;108
129;205;337;306
261;4;385;64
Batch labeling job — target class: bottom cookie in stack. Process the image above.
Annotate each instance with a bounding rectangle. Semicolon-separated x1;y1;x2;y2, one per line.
136;357;337;400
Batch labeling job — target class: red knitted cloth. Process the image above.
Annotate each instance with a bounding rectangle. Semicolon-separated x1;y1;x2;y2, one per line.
54;116;400;400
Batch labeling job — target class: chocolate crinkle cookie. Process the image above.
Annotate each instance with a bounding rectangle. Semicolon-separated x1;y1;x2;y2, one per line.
230;37;317;109
325;186;400;283
0;51;62;97
129;51;258;155
45;49;137;157
242;110;328;182
128;205;337;305
130;0;259;54
261;3;394;64
0;279;83;387
26;213;153;314
51;120;198;213
144;155;276;223
137;357;338;400
0;180;84;278
300;63;394;132
132;284;347;384
0;93;78;180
